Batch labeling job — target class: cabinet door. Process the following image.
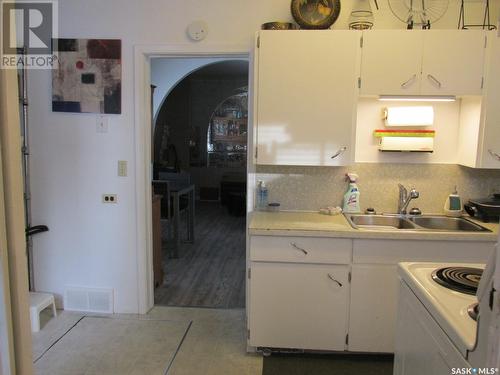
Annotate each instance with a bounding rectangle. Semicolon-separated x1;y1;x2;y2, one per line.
360;30;423;96
256;30;360;166
479;35;500;169
249;262;349;350
421;31;486;96
348;264;399;353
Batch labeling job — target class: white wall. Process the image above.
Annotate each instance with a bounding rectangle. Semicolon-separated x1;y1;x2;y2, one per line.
151;57;221;118
28;0;500;313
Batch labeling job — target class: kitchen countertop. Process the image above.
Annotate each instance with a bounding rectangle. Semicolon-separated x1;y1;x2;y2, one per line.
249;211;499;241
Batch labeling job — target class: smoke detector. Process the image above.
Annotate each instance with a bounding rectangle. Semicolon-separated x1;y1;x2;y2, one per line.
187;21;208;41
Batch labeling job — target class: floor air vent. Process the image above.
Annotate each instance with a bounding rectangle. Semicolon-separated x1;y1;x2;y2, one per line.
64;287;113;313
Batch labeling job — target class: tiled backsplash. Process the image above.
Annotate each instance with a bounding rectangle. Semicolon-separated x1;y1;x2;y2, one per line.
256;164;500;214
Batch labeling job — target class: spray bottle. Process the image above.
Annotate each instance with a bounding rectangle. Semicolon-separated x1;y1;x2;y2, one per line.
256;180;268;210
342;173;361;213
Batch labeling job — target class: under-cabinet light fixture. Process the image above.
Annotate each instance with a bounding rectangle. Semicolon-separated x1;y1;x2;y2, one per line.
384;106;434;126
378;95;456;102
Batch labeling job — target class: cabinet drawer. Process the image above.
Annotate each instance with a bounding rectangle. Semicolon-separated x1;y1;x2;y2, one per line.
250;236;352;264
353;239;494;264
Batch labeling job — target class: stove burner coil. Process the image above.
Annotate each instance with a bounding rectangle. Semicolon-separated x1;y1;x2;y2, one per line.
431;267;483;295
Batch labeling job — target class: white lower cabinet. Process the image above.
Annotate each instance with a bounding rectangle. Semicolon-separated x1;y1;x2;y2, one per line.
248;235;494;353
348;239;493;353
348;264;399;352
394;282;469;375
249;262;349;351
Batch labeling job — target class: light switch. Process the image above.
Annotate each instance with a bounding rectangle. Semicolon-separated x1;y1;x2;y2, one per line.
118;160;127;177
96;116;108;133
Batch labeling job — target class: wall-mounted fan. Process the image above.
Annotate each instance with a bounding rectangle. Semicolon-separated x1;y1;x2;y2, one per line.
388;0;449;29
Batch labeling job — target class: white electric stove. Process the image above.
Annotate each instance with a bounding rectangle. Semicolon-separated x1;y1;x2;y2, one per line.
398;262;483;357
395;248;498;374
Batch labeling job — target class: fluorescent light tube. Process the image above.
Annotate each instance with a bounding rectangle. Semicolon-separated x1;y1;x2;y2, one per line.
378;95;456;102
385;106;434;126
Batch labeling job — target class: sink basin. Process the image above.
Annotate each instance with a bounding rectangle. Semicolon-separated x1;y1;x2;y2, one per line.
408;216;490;232
347;215;417;230
345;214;491;232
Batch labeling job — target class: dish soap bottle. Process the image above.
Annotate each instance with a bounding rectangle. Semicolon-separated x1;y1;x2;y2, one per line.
343;173;360;213
256;180;268;211
444;186;462;217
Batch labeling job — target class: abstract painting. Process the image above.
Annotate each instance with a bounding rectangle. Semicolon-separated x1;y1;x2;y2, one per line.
52;39;121;114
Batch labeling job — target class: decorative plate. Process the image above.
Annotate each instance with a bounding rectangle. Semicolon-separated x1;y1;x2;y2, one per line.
291;0;341;29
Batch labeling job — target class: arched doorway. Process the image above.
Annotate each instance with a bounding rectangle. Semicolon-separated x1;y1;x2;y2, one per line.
151;59;249;308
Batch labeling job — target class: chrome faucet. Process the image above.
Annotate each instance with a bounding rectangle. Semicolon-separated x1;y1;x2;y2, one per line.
398;184;419;215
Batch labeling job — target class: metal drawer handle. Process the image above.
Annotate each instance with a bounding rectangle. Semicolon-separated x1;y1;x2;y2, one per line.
327;274;343;287
401;74;417;88
290;242;308;255
331;146;347;159
488;149;500;161
427;74;442;88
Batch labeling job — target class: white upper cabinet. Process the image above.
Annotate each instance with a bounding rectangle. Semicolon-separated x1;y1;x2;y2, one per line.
421;31;486;96
360;30;487;96
360;31;423;95
478;33;500;168
255;30;361;166
458;32;500;169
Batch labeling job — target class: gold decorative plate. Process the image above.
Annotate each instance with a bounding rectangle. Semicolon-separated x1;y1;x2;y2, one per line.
291;0;341;29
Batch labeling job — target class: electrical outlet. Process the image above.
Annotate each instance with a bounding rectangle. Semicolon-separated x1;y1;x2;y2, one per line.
117;160;127;177
102;194;117;203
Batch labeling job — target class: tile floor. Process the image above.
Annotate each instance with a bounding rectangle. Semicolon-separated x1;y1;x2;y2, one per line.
32;306;263;375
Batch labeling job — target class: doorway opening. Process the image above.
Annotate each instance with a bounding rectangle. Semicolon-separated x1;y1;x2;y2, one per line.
150;58;249;309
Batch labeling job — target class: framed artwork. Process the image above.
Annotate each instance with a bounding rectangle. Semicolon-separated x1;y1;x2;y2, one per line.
52;39;121;114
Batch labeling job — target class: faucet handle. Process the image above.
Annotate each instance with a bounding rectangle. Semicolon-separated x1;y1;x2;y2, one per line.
409;188;419;198
409;207;422;215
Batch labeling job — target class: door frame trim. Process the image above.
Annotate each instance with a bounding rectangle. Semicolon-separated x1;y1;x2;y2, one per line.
133;44;251;313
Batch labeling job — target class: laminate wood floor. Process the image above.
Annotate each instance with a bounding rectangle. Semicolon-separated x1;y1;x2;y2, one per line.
154;201;246;308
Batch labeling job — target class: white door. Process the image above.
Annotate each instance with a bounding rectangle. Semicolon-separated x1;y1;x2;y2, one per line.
479;35;500;169
360;30;423;96
256;30;360;166
249;262;349;350
348;264;399;353
421;30;486;96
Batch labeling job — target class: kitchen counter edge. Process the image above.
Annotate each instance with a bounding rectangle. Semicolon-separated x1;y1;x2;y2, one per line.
248;211;499;242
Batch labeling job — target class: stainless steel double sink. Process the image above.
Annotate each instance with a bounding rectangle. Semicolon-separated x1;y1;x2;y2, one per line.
345;214;491;232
